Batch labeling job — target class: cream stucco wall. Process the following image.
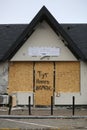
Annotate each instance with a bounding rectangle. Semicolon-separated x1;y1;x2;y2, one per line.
11;21;77;61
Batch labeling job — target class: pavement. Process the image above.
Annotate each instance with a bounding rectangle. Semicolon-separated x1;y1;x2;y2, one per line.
0;106;87;129
0;106;87;118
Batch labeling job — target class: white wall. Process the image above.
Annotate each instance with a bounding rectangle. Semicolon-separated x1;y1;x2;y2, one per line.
11;21;77;61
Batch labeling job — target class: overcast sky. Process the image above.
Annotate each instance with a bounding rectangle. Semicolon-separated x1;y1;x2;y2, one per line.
0;0;87;24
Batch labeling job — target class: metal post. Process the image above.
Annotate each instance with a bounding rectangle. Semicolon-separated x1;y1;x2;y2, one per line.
51;96;53;115
72;96;75;116
8;95;12;115
28;96;31;115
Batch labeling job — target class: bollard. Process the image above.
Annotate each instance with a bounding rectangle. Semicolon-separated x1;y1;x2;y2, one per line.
28;96;31;115
8;95;12;115
51;96;53;115
72;96;75;116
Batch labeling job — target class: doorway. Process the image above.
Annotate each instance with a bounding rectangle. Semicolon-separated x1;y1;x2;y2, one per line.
34;62;54;106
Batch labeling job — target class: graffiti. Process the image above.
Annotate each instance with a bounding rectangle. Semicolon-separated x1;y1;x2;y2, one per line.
37;71;48;79
36;85;51;90
35;71;52;91
36;79;49;84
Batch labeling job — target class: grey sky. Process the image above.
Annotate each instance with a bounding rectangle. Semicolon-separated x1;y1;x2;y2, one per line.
0;0;87;24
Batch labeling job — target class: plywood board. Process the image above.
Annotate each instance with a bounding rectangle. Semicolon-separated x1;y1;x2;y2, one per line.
35;62;54;106
8;62;33;93
55;61;80;92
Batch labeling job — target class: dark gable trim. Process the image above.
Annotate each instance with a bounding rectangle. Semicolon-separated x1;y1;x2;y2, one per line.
3;6;86;61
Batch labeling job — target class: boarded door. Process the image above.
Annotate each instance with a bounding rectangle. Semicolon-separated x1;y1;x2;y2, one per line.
8;62;33;93
55;61;80;93
34;62;54;106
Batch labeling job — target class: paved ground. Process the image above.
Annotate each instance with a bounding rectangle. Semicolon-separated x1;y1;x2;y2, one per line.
0;106;87;129
0;106;87;116
0;118;87;130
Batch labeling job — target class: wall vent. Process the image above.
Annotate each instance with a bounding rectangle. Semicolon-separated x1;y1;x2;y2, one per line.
0;95;9;105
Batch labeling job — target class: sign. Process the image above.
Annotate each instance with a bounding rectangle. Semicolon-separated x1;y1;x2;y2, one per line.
28;47;60;56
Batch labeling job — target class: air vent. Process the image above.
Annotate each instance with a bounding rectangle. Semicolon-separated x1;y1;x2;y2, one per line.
0;95;9;105
0;96;3;103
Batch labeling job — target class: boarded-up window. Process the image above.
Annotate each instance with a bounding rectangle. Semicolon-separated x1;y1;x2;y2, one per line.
8;62;33;93
55;61;80;92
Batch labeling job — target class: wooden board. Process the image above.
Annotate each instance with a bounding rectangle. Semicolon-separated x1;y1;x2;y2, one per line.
35;62;54;106
8;62;33;93
55;61;80;92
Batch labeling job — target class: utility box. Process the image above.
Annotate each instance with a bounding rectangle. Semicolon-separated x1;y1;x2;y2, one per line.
0;95;9;105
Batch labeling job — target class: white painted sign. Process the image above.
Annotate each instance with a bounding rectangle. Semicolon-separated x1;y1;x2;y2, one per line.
28;47;60;56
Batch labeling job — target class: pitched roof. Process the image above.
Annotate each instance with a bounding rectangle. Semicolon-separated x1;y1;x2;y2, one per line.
61;24;87;60
0;6;87;61
0;24;27;61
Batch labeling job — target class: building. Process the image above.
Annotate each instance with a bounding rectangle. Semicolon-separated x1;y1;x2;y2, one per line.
0;6;87;106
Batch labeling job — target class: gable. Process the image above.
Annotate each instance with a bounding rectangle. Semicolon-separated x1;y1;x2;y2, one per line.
11;21;77;61
0;6;86;61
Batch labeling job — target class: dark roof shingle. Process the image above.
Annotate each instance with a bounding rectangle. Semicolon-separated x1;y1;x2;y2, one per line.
0;24;27;61
62;24;87;60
